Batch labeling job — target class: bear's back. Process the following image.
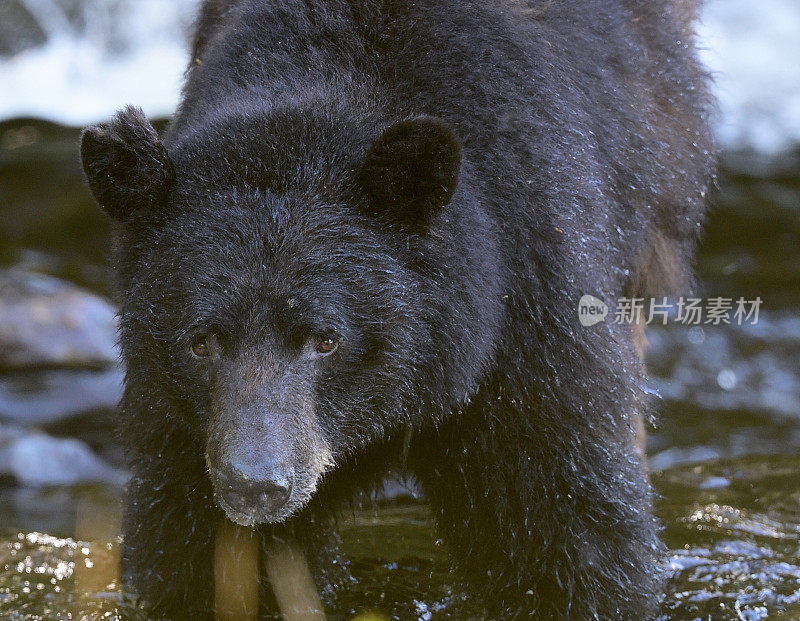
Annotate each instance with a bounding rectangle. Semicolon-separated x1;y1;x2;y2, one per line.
174;0;714;300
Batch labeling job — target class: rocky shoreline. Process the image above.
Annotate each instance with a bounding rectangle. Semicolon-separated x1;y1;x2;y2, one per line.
0;269;125;490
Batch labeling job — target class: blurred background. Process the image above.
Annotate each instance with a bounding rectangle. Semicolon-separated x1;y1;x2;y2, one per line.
0;0;799;618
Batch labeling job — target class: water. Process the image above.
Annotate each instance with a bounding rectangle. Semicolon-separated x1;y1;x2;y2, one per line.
1;460;800;619
656;456;800;620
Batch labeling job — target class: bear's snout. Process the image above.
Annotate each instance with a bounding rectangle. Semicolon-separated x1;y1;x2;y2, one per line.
211;459;293;525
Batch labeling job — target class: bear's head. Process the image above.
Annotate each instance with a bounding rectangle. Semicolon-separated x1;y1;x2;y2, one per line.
80;105;498;525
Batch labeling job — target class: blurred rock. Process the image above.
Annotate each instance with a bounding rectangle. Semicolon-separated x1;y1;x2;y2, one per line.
0;269;118;370
44;410;124;468
649;446;723;472
0;367;122;426
0;425;127;487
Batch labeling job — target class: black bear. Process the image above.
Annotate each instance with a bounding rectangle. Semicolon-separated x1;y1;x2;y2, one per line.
80;0;714;618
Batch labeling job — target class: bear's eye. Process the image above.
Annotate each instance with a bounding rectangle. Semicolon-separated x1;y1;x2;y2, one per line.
190;333;218;359
191;340;209;357
315;337;338;355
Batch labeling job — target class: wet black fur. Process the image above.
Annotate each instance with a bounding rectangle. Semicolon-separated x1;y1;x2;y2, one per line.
80;0;715;618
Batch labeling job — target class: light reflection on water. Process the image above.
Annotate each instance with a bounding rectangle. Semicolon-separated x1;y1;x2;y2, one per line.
2;457;800;619
0;531;121;619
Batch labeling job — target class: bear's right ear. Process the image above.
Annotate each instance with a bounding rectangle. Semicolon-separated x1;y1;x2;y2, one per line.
359;116;461;234
80;106;174;222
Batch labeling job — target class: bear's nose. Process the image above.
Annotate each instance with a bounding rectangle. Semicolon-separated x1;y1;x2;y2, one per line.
213;461;292;516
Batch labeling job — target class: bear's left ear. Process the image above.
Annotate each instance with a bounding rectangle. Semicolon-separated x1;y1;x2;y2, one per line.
80;106;174;222
359;116;461;233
